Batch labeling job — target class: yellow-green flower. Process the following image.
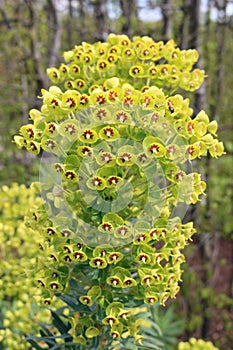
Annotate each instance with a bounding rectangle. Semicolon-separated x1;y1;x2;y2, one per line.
107;275;123;288
79;128;98;143
89;257;108;269
96;59;110;73
69;63;81;78
47;67;60;83
122;47;136;61
87;176;106;191
58;63;69;80
129;65;145;78
99;126;119;141
79;295;93;306
77;93;90;109
74;78;87;92
107;252;123;264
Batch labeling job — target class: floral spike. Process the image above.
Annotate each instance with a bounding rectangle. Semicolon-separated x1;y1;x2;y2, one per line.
13;33;225;346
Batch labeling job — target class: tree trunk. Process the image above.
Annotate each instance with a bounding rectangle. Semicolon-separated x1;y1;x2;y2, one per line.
119;0;137;38
46;0;62;68
160;0;174;40
92;0;108;41
78;0;88;39
180;0;201;50
179;0;190;48
211;0;227;122
27;0;48;96
67;0;73;48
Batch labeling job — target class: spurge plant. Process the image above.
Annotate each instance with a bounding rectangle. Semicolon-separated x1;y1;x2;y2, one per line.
14;34;224;349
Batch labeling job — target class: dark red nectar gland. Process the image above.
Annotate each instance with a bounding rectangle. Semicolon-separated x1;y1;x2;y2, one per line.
91;177;102;187
101;153;112;163
120;153;131;162
103;127;114;138
66;97;76;108
101;223;113;231
82;130;94;139
117;227;128;236
96;109;107;119
149;144;160;154
26;128;34;138
48;123;56;133
116;111;128;122
65;124;76;135
108;176;119;185
82;147;92;156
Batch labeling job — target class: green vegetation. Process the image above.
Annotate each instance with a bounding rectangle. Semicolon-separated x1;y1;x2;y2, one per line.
0;183;49;349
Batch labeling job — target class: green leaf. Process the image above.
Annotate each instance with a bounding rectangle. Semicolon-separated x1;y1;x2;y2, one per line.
38;323;55;337
102;212;124;226
51;310;71;335
26;335;56;347
26;339;44;350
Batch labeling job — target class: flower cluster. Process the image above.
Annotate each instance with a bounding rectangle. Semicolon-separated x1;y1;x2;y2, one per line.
178;338;219;350
0;183;66;349
14;86;223;162
27;197;196;298
48;34;204;94
14;34;224;346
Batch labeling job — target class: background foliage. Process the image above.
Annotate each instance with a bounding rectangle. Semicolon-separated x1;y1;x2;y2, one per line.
0;1;232;349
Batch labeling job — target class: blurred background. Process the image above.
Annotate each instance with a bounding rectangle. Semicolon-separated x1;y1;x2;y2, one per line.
0;0;232;349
